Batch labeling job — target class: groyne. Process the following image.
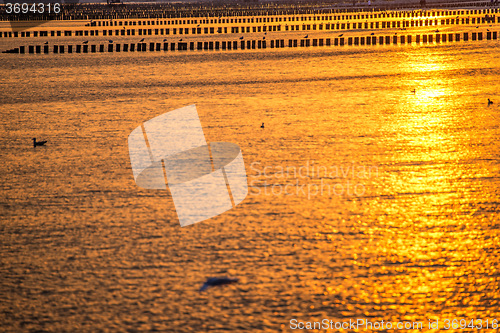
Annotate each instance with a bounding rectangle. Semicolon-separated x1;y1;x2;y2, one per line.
3;30;497;54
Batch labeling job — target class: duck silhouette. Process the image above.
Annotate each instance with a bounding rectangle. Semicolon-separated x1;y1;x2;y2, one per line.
261;122;265;128
199;277;239;292
488;98;493;105
32;138;47;148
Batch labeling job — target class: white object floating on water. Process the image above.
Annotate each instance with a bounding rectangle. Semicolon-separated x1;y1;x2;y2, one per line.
32;138;47;148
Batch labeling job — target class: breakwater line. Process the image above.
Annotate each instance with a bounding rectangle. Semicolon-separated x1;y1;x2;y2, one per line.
1;8;498;39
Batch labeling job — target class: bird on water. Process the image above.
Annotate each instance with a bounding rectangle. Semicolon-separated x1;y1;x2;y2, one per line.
199;277;239;292
304;34;309;38
338;34;343;37
32;138;47;148
82;41;88;44
411;89;416;94
488;98;494;105
261;123;265;129
139;38;145;42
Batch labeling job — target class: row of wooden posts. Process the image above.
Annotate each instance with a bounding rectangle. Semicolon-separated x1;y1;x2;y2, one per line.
4;2;498;21
2;15;499;40
3;31;498;54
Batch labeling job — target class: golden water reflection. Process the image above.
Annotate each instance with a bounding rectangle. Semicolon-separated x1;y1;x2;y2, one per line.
1;38;499;331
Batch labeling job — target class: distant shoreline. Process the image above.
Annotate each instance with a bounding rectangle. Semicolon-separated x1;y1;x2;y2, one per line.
0;0;498;22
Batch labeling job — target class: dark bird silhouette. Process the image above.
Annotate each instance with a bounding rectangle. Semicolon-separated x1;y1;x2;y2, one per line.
108;40;113;43
487;29;490;31
43;41;48;44
488;98;494;105
476;26;479;28
304;34;309;38
163;38;168;42
239;36;244;39
338;34;343;37
411;89;416;94
264;32;267;35
32;138;47;148
179;39;183;41
394;32;397;35
199;277;239;292
370;32;375;35
139;38;145;42
435;29;439;32
261;122;265;128
197;24;200;27
82;41;88;44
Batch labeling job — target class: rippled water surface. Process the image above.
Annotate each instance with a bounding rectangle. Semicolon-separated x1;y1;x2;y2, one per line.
1;40;500;332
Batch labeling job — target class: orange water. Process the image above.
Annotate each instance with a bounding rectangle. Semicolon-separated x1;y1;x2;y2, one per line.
1;42;500;331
